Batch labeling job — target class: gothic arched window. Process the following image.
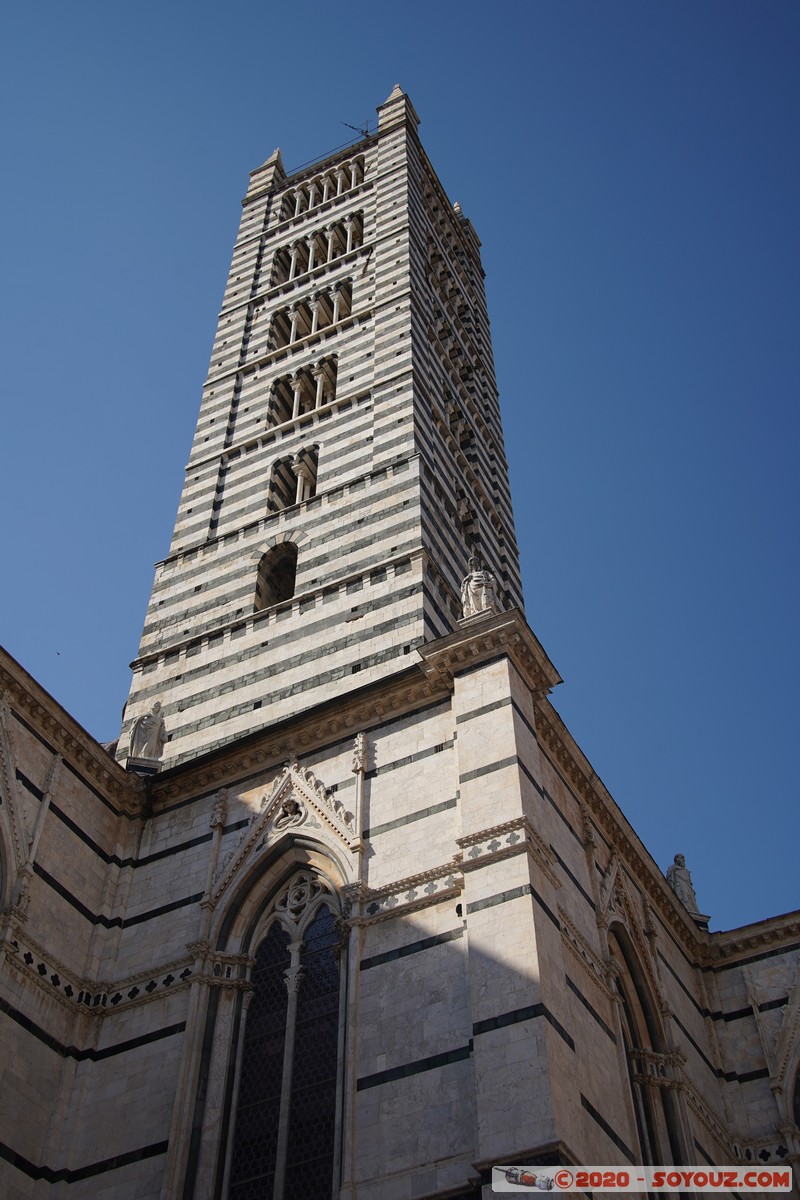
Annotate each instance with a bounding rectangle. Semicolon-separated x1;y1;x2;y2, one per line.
227;872;343;1200
609;928;685;1166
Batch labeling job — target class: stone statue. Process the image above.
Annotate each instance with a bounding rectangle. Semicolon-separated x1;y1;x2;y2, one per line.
129;701;168;761
12;869;31;915
460;554;500;619
210;789;228;831
666;853;699;913
352;732;367;775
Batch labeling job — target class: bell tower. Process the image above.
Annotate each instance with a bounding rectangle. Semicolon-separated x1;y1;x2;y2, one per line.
119;86;522;767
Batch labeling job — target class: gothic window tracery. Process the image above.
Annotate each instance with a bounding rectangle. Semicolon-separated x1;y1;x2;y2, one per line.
227;872;343;1200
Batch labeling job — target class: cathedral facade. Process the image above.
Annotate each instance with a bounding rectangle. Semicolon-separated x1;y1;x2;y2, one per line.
0;87;798;1199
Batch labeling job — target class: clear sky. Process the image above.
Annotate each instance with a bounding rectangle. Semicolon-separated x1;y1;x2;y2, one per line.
1;2;797;932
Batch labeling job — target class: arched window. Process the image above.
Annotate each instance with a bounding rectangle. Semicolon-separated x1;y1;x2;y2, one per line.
293;446;318;503
227;872;342;1200
609;928;685;1165
255;544;298;611
267;449;318;514
267;457;297;513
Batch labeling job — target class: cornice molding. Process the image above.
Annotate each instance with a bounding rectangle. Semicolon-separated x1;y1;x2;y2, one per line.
153;669;448;803
1;924;194;1017
710;915;800;963
0;650;143;817
535;693;800;968
0;695;28;871
417;608;562;696
534;698;712;961
358;860;462;924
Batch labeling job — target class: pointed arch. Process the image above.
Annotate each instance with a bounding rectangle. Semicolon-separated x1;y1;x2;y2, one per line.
608;924;685;1165
226;869;343;1200
183;833;351;1200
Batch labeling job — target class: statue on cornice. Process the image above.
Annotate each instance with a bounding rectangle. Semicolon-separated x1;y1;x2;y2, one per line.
129;701;168;761
460;554;500;620
666;853;699;913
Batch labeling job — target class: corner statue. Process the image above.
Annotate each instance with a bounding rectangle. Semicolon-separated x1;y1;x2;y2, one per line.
665;853;699;913
129;701;168;761
460;554;501;620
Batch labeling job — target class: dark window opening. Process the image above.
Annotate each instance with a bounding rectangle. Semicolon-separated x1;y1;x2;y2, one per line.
228;881;342;1200
228;924;291;1199
255;543;299;611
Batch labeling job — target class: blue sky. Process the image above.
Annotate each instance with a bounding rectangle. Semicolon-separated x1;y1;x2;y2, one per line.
1;2;797;931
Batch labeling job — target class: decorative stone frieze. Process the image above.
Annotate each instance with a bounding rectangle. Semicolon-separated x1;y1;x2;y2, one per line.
456;816;561;888
3;927;195;1015
418;608;562;697
732;1135;792;1165
360;862;462;923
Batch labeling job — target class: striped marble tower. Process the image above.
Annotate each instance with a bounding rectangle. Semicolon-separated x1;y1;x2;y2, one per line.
119;86;522;768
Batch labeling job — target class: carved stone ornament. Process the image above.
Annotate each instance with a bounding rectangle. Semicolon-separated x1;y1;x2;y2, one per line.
11;868;32;915
209;789;228;831
600;857;664;1012
352;732;368;775
274;796;305;831
275;872;324;923
209;761;357;908
459;553;501;620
